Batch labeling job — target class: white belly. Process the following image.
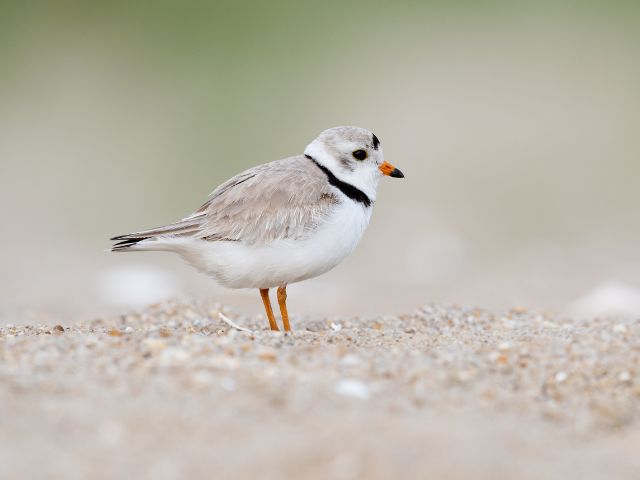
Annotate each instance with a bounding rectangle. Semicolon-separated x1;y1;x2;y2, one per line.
168;201;372;289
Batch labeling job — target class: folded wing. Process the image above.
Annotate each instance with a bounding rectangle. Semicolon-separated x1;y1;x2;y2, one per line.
111;156;337;251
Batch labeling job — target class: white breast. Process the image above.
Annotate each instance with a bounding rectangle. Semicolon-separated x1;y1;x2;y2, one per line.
169;200;373;289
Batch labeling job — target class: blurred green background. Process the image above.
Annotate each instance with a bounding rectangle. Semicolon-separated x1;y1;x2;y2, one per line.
1;1;639;323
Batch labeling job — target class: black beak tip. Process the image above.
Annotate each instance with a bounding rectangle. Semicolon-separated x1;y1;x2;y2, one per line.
390;168;405;178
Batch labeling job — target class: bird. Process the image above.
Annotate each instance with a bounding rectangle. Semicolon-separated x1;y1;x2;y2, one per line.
111;126;404;331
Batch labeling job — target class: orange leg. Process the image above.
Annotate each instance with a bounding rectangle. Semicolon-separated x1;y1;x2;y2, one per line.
260;289;280;331
277;286;291;332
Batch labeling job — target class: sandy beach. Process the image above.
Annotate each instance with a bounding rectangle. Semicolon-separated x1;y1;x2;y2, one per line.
1;301;638;479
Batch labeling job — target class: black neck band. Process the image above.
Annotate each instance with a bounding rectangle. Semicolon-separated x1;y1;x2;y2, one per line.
306;154;372;207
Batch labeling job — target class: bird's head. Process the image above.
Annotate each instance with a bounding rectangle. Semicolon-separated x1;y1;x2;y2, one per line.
304;126;404;202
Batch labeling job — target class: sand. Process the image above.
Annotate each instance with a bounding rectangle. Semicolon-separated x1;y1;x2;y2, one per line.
1;301;639;479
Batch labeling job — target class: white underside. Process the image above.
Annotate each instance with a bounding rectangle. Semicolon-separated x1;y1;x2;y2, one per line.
137;200;372;289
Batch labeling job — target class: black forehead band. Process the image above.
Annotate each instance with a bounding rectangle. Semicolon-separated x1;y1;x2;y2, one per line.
372;133;380;150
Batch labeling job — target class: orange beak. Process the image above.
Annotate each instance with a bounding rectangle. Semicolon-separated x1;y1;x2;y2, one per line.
379;161;405;178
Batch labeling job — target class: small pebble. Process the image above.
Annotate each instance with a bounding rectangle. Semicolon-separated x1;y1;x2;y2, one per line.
613;324;627;334
618;371;632;383
257;347;278;363
334;379;370;400
555;371;568;384
142;338;166;354
488;351;508;364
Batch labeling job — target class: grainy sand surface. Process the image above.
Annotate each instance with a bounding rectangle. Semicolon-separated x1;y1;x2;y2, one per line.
1;301;639;480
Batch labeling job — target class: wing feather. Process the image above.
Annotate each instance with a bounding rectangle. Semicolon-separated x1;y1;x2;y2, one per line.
110;155;338;250
197;156;338;244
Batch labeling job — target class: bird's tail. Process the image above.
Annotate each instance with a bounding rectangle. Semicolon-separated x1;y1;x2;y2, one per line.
110;218;202;252
110;234;150;252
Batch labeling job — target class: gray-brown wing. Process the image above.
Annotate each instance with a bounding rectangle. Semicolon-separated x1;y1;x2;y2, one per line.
194;156;338;244
112;156;338;249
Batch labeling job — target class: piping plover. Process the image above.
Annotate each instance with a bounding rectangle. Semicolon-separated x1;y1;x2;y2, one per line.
111;126;404;331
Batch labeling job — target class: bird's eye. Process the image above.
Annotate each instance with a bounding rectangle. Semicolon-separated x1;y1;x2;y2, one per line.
352;150;367;160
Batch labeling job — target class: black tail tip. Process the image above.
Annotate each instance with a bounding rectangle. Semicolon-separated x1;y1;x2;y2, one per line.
110;236;145;251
